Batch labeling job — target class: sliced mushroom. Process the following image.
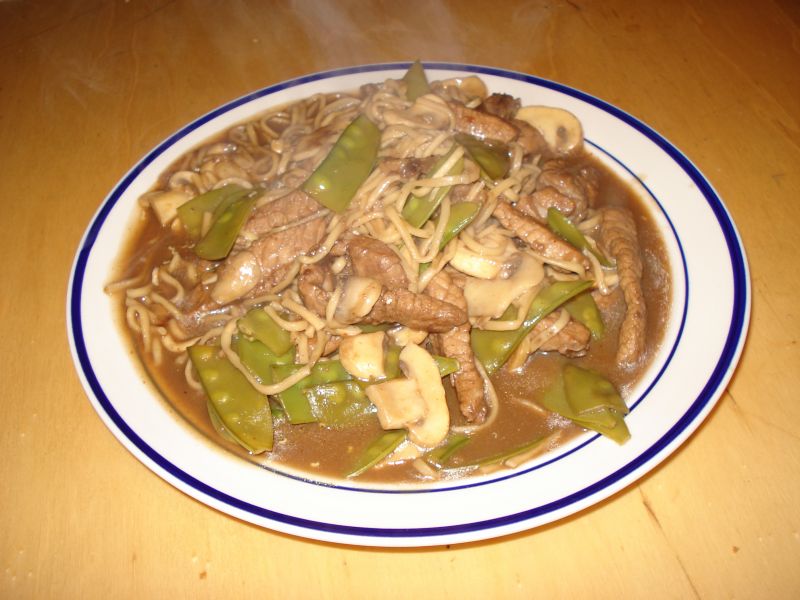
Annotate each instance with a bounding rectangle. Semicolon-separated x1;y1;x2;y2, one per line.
463;252;545;318
366;378;426;429
334;276;383;324
516;106;583;155
339;331;386;381
142;190;190;226
449;238;516;279
398;343;449;447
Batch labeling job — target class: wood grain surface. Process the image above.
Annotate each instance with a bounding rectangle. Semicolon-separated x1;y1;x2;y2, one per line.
1;1;798;597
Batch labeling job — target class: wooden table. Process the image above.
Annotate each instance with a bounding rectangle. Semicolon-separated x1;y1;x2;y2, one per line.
2;1;798;597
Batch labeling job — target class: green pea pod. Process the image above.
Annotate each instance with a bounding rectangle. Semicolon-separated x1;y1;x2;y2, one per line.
419;201;481;275
194;192;258;260
564;291;604;339
403;60;430;102
383;344;402;380
459;434;550;468
547;207;612;267
235;336;294;384
539;365;630;444
238;308;294;356
302;114;381;213
270;359;352;424
454;133;511;181
402;146;464;228
433;355;460;377
304;381;376;428
346;429;407;478
471;280;594;375
424;432;470;469
188;345;273;453
177;184;249;239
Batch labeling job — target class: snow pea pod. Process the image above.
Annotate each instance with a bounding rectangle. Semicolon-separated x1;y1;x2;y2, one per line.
346;429;407;478
564;291;604;339
301;114;381;213
403;60;430;102
424;432;470;469
188;345;273;453
304;381;375;427
402;146;464;228
471;279;594;375
547;207;612;267
419;201;482;275
271;360;353;424
238;308;294;356
539;364;630;444
176;184;249;239
235;336;294;384
454;133;510;181
194;192;258;260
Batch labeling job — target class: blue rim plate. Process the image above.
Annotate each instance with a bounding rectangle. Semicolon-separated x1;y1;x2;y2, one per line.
67;63;750;547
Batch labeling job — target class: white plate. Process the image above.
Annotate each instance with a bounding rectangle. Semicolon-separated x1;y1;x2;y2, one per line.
67;63;750;547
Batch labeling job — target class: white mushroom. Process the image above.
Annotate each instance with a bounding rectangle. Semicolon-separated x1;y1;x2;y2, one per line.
464;253;545;318
142;190;190;226
334;276;383;325
210;251;261;304
339;331;386;381
449;237;516;279
387;326;428;347
516;106;583;155
364;343;450;448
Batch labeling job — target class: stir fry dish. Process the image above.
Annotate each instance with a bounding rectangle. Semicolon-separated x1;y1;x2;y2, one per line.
107;63;671;482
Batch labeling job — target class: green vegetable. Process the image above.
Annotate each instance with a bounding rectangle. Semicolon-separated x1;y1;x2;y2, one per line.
188;345;273;453
270;360;353;424
304;381;375;427
346;429;407;478
402;146;464;228
433;355;460;377
564;292;604;339
176;184;249;239
301;114;381;213
539;364;630;444
424;433;470;469
234;336;294;384
547;207;612;267
194;192;258;260
419;201;481;275
454;133;510;181
459;434;550;468
471;280;594;375
238;308;294;356
403;60;430;102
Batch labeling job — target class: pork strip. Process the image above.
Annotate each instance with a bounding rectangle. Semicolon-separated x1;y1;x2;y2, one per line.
599;207;646;368
343;236;409;289
426;270;487;423
534;312;591;357
493;201;589;268
362;288;467;333
449;102;518;143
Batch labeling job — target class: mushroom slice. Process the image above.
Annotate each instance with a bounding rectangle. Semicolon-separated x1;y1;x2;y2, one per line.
210;250;261;304
366;379;426;430
334;276;383;324
516;106;583;155
464;252;545;319
399;343;450;448
339;331;386;381
142;190;190;226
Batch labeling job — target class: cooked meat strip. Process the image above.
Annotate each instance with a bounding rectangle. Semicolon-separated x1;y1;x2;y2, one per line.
342;235;409;289
493;201;589;268
377;156;437;179
211;191;328;304
599;207;646;368
426;270;487;423
449;101;518;143
535;158;599;222
516;187;578;223
242;189;324;238
297;261;335;317
534;312;591;357
479;93;520;121
362;288;467;333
